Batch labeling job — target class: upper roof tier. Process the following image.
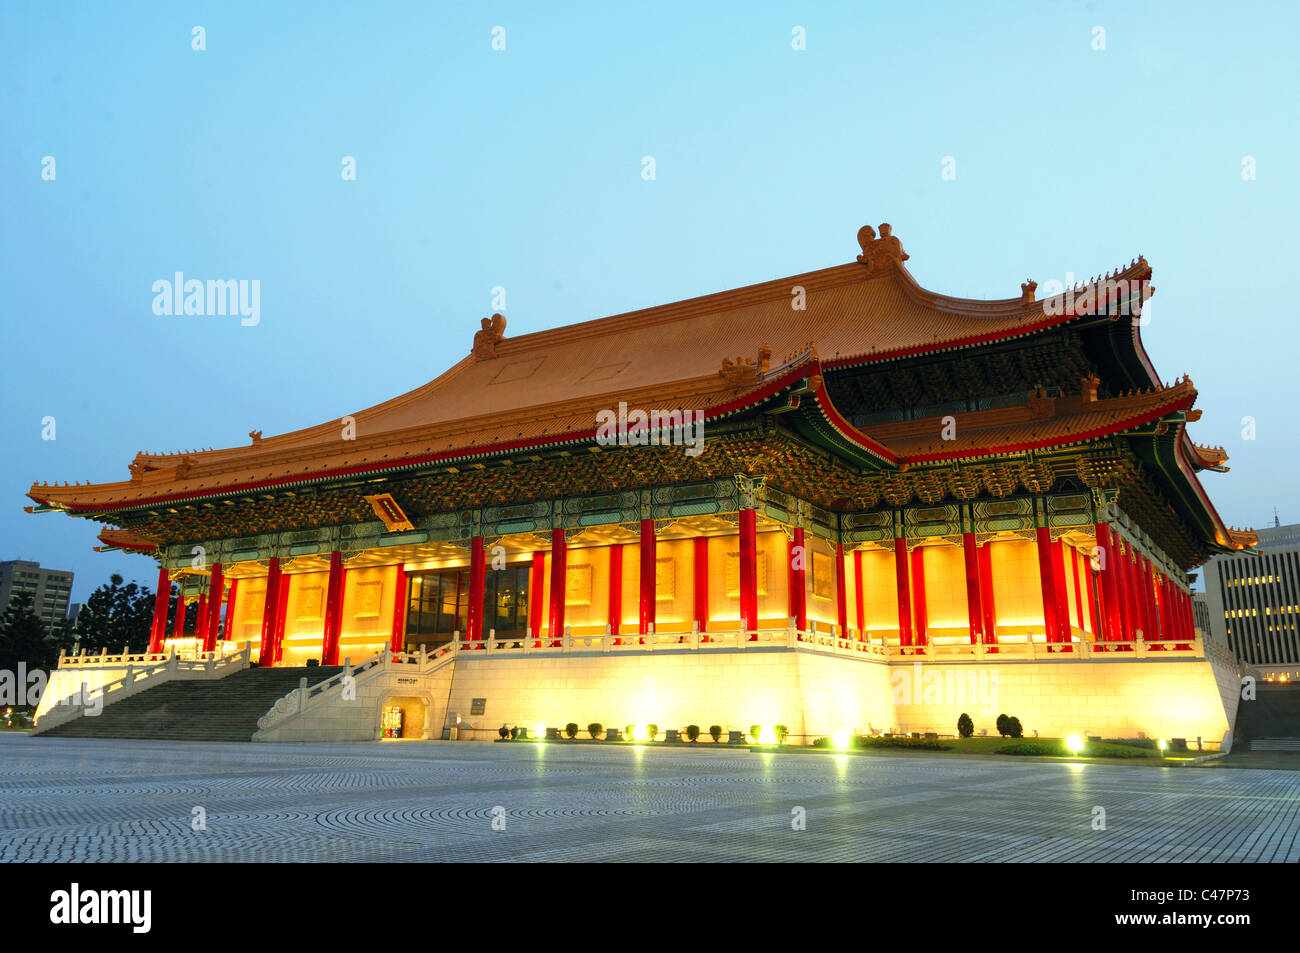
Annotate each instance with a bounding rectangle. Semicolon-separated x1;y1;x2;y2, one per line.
28;224;1228;538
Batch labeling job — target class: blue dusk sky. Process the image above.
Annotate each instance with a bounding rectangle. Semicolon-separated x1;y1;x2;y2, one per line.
2;1;1297;602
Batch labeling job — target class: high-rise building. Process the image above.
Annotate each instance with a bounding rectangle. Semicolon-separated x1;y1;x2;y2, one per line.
1202;524;1300;667
0;560;75;633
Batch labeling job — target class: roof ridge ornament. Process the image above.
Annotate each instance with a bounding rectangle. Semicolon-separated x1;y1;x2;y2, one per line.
473;313;507;360
856;222;909;278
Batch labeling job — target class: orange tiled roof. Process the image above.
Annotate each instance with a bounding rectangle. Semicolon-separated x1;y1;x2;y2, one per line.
94;527;157;552
28;227;1155;513
872;379;1198;462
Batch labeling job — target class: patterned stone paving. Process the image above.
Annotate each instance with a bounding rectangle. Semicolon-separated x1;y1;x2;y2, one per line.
1;734;1298;862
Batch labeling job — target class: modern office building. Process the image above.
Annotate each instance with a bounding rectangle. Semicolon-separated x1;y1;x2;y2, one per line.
0;560;75;633
1203;523;1300;667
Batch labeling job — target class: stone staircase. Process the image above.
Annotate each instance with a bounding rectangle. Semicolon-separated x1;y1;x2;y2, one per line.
38;667;345;742
1235;683;1300;754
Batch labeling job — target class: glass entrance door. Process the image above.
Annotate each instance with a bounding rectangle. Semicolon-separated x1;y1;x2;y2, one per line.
405;563;531;648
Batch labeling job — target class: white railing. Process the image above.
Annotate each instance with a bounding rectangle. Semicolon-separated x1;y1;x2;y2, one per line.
33;643;254;734
435;622;1205;663
57;640;243;668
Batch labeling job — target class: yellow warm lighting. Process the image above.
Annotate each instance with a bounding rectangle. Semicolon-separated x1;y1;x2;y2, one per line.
1066;734;1084;754
1158;739;1168;751
757;726;777;745
631;725;647;742
832;729;851;749
534;723;546;740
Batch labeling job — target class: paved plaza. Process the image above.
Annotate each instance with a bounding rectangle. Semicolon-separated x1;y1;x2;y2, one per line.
1;734;1298;862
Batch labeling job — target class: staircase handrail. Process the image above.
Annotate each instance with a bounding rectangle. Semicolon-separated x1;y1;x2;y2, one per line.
255;642;462;733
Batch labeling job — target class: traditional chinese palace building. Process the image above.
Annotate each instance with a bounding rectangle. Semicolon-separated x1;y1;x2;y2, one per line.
28;224;1255;745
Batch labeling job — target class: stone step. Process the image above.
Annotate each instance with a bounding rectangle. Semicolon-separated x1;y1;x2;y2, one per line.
39;666;346;742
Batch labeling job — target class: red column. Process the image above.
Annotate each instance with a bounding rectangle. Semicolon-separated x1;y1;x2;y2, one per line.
1142;557;1159;644
1082;550;1097;637
739;509;758;634
203;563;224;654
1128;547;1143;640
1069;546;1085;631
171;593;186;643
530;553;546;638
390;563;407;653
548;529;567;640
978;543;997;646
607;544;623;637
1184;589;1196;639
1051;541;1071;646
1093;525;1118;641
894;538;913;647
1035;527;1059;643
639;519;656;635
1115;533;1134;642
321;551;345;665
963;534;983;645
853;549;866;638
225;580;239;645
149;564;170;654
693;537;709;634
467;536;486;642
910;546;928;647
195;594;209;649
788;528;807;630
1155;572;1168;643
271;570;291;664
835;543;848;636
259;557;282;665
1135;555;1150;642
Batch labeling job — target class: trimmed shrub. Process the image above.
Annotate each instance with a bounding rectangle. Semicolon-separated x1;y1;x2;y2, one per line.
957;713;974;739
811;737;833;748
1007;716;1023;738
509;726;518;740
564;722;579;740
749;724;763;742
685;724;701;742
625;724;636;741
587;722;603;739
995;713;1011;737
709;725;723;743
774;724;789;745
646;724;659;741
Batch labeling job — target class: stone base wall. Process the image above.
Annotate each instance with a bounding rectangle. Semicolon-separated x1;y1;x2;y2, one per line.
887;657;1231;744
252;648;1236;747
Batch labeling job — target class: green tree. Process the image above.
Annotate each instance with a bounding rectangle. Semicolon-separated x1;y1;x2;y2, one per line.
0;591;59;673
72;574;156;653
